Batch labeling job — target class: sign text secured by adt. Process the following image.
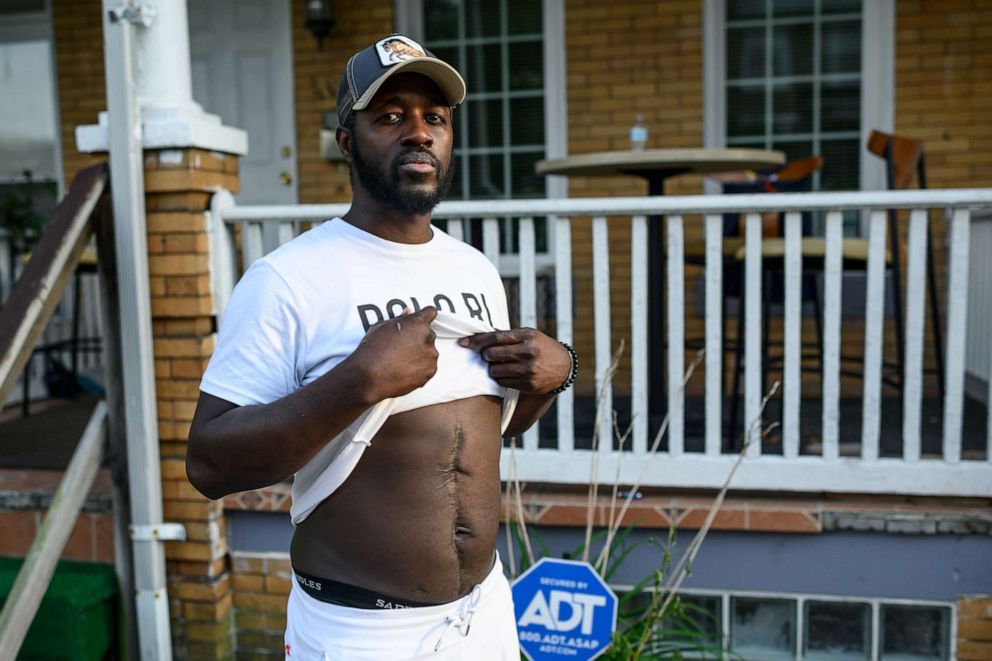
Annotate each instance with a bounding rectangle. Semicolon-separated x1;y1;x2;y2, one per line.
512;558;618;661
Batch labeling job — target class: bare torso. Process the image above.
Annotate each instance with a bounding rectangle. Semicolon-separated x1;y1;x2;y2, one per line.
290;395;503;603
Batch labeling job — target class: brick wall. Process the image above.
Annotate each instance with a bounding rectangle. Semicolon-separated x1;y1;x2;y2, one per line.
231;552;293;659
145;148;239;660
895;0;992;190
0;469;115;564
52;0;106;193
958;595;992;660
291;0;394;205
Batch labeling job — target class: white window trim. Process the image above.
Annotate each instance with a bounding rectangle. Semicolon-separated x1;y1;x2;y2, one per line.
0;0;64;196
702;0;894;201
395;0;566;276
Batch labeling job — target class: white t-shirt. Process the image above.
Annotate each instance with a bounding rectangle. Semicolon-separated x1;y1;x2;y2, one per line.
200;218;517;523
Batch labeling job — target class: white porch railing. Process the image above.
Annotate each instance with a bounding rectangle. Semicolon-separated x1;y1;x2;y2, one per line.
211;188;992;498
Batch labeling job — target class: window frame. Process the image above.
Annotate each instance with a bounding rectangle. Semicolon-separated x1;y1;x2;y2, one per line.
703;0;894;212
396;0;567;275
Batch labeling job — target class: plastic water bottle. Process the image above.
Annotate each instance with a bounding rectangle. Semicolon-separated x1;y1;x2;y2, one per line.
630;114;648;150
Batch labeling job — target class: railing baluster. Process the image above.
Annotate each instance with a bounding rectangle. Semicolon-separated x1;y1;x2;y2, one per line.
631;215;649;455
783;211;802;459
519;218;537;327
483;217;500;272
902;208;929;461
242;221;264;269
446;218;464;242
704;214;723;457
821;211;843;460
943;208;971;464
554;215;575;453
209;191;238;315
277;221;295;247
861;210;888;461
744;212;763;456
592;216;613;453
519;217;538;452
666;214;685;456
0;235;10;300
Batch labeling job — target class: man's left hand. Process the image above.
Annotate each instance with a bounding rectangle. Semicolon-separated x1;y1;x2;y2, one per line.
459;328;570;394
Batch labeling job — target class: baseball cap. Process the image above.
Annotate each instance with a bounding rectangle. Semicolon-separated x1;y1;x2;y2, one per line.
336;34;466;128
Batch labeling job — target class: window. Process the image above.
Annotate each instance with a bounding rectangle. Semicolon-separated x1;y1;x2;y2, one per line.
881;604;951;661
397;0;566;263
805;599;871;660
732;595;797;660
423;0;547;203
0;0;61;224
704;0;894;234
616;587;954;659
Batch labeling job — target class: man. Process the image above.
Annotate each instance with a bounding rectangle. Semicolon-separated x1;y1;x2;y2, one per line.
186;34;577;659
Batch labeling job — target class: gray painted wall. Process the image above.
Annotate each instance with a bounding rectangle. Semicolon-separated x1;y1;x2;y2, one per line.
228;511;991;602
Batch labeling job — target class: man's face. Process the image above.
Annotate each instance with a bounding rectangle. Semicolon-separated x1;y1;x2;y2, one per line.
347;73;455;214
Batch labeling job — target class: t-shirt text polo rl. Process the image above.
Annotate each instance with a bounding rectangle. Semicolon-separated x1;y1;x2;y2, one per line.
200;218;517;523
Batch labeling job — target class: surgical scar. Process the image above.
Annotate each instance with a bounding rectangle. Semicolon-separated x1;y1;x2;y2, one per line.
442;422;477;591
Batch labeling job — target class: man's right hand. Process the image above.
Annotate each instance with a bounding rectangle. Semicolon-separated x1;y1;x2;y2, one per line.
188;306;440;499
353;306;439;401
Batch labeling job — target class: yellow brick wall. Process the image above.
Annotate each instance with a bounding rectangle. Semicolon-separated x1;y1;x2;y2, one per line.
291;0;395;204
52;0;106;190
896;0;992;189
231;552;293;659
957;595;992;660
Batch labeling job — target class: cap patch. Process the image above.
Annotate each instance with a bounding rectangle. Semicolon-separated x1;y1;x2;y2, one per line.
375;35;426;67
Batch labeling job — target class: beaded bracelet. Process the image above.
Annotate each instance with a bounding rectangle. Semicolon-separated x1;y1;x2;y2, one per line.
551;341;579;394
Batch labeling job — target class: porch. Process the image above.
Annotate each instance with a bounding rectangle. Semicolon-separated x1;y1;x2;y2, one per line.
205;187;992;498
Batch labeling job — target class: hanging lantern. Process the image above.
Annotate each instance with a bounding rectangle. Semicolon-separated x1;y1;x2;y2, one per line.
304;0;335;50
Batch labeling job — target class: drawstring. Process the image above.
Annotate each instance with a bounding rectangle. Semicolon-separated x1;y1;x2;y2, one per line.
434;585;483;652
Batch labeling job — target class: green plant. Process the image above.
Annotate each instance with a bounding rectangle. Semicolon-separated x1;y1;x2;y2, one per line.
0;169;47;254
504;344;782;659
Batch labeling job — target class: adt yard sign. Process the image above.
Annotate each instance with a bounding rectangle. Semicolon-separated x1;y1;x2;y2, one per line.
512;558;618;661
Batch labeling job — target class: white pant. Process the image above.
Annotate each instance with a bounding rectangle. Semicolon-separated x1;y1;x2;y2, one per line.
284;555;519;660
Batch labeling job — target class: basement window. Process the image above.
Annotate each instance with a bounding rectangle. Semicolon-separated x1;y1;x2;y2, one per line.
881;604;951;661
617;587;954;659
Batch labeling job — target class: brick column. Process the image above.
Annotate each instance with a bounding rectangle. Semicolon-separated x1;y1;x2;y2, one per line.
957;595;992;661
144;148;239;660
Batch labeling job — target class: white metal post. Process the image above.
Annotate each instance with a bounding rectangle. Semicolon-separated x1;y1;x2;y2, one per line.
100;1;173;657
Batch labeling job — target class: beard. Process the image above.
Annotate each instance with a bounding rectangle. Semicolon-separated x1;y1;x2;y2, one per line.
350;136;454;215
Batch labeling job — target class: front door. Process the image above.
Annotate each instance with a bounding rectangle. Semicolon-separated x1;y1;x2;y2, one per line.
188;0;297;205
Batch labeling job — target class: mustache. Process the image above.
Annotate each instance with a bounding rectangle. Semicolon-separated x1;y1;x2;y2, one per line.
395;149;441;169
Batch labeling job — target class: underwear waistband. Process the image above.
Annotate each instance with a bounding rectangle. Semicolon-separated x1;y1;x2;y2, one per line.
291;567;444;610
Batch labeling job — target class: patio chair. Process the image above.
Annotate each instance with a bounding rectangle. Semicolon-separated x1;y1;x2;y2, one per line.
683;157;823;444
866;130;944;400
723;157;904;450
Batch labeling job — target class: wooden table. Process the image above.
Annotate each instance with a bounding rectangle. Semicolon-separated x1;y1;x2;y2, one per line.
536;148;785;429
537;148;785;194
